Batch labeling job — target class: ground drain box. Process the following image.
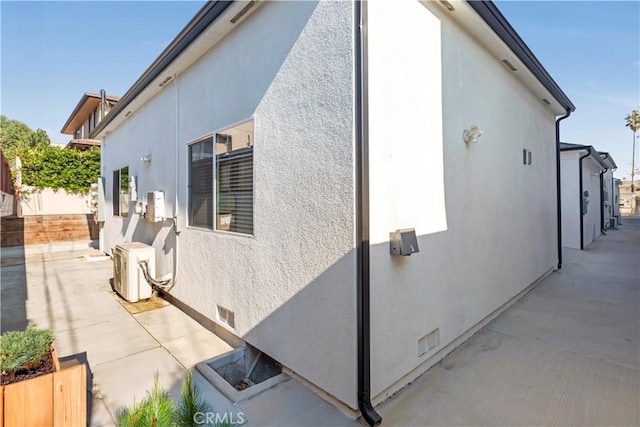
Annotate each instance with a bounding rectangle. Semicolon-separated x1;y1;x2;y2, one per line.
196;345;286;403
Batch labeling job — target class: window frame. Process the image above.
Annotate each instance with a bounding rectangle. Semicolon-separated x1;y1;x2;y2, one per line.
186;118;255;237
112;165;130;217
187;134;215;230
213;119;254;236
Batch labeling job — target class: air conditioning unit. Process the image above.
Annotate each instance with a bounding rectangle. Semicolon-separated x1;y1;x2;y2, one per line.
112;242;155;302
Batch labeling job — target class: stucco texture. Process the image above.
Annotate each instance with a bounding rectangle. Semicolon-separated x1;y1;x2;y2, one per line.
101;1;358;409
367;0;560;400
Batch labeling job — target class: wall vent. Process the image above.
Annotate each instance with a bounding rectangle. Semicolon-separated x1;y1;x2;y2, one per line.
217;305;235;329
439;0;455;11
230;1;257;24
502;59;517;71
418;328;440;357
542;98;551;105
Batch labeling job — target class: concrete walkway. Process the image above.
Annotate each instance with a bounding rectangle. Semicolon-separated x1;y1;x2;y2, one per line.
0;241;354;427
1;217;638;426
378;217;640;426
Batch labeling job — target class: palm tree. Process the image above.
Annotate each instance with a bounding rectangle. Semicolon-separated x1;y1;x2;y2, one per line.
625;109;640;192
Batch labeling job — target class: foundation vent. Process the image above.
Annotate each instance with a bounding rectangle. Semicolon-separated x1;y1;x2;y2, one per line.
217;305;235;329
418;328;440;357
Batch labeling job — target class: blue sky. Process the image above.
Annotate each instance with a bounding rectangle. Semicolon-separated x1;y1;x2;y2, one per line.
2;1;639;178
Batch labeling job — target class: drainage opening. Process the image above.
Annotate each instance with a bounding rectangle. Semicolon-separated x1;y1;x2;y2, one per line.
197;344;286;402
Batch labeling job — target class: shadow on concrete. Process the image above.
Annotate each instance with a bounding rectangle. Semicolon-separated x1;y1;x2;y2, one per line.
0;242;27;333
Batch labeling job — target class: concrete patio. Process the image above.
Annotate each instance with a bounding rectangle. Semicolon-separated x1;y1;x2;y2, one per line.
1;216;638;426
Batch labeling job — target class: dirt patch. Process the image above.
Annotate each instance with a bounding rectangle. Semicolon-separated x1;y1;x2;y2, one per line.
1;352;55;386
234;379;251;391
115;293;169;314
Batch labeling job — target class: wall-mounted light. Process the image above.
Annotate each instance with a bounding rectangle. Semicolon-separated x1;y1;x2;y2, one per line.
141;154;152;164
463;125;483;144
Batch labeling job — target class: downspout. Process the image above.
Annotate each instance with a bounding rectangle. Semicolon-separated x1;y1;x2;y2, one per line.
603;153;618;227
599;169;605;233
355;1;381;426
555;110;571;268
612;169;619;226
578;151;590;250
100;89;106;121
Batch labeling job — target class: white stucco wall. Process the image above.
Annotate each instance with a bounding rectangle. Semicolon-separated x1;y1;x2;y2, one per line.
582;157;602;248
19;188;92;215
367;0;560;400
101;1;358;408
602;168;615;228
561;151;604;249
561;152;581;249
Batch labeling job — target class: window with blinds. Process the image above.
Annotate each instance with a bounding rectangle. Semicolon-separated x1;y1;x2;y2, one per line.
189;137;214;229
215;120;254;235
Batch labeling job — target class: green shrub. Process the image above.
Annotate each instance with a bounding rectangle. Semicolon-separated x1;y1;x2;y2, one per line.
174;371;213;427
0;324;54;371
18;145;100;193
118;376;174;427
119;372;231;427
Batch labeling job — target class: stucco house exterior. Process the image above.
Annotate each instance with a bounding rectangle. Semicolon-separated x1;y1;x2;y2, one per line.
61;91;120;150
92;1;576;423
599;152;618;228
560;143;612;249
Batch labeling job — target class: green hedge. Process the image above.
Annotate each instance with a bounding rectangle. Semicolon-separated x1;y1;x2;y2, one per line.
19;146;100;193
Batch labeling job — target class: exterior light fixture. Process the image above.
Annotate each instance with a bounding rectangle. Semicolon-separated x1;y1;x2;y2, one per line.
463;126;483;144
141;154;152;164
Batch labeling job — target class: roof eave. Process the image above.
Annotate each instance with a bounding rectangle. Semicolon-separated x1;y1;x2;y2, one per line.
466;0;575;113
61;92;121;135
91;1;234;139
562;145;609;170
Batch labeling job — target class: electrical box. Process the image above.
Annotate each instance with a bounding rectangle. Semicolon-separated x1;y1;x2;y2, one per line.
90;177;107;222
147;191;165;222
390;228;419;256
129;176;138;201
581;197;589;215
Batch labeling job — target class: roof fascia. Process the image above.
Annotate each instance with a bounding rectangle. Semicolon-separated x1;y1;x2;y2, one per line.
91;1;233;139
61;93;94;134
466;1;575;112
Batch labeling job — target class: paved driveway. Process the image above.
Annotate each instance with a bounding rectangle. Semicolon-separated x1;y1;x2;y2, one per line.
378;217;640;426
2;217;638;426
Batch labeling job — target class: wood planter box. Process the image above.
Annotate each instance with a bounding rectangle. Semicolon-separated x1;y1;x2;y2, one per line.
0;348;86;427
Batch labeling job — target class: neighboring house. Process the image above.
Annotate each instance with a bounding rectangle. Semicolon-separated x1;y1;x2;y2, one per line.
61;91;119;150
560;143;610;249
599;152;618;228
92;1;575;422
618;179;637;215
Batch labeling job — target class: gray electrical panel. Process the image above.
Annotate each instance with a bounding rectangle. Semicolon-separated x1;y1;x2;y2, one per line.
96;177;106;222
390;228;419;256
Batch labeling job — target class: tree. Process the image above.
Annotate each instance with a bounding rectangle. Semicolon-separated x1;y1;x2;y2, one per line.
0;115;51;162
625;109;640;192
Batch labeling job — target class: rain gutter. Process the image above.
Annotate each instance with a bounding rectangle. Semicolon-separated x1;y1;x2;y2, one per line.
355;1;381;425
